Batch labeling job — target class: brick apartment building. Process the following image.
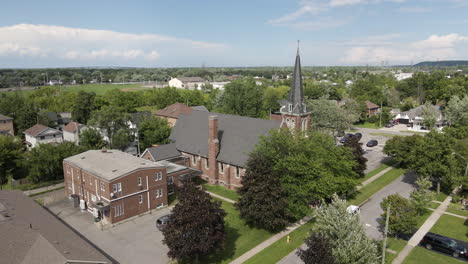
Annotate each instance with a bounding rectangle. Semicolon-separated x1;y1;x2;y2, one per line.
64;149;198;224
144;48;310;190
0;113;14;136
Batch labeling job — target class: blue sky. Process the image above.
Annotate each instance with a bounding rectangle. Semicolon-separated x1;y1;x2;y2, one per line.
1;0;468;67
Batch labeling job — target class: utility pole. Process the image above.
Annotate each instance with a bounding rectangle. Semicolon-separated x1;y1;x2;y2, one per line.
382;205;390;264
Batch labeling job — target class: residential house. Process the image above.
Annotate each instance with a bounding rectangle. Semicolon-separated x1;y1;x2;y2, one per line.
210;81;230;90
393;104;444;130
24;124;63;149
365;101;380;117
168;77;206;90
0;190;113;264
147;48;310;189
38;112;72;130
154;103;208;127
64;149;198;224
394;72;414;81
0;114;14;136
63;121;86;145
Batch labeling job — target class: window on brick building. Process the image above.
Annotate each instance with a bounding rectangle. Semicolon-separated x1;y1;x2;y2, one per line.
113;183;122;193
138;177;142;186
192;155;197;165
235;167;240;178
168;176;174;185
218;162;224;173
100;182;105;192
154;172;162;181
139;194;143;204
205;158;209;169
114;204;124;217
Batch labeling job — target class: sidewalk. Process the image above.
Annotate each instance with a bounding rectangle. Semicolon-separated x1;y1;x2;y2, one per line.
23;182;65;196
357;165;396;190
206;191;236;204
230;215;313;264
391;194;452;264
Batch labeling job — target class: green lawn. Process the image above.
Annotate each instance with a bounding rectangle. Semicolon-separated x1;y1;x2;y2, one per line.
370;132;397;137
61;83;148;95
244;220;315;264
203;184;240;202
430;214;468;242
385;237;408;264
354;122;382;129
403;246;466;264
198;199;274;264
349;168;406;206
446;203;468;217
135;105;159;114
428;201;441;210
360;159;397;183
434;192;449;202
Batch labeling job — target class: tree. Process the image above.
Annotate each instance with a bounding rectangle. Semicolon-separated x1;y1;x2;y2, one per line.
162;181;226;262
25;142;85;183
380;194;417;237
314;194;380;264
236;151;291;231
221;78;265;118
80;128;105;149
137;116;172;150
445;95;468;127
297;232;336;264
421;102;439;128
111;128;132;151
410;176;435;215
343;136;367;178
383;135;424;167
0;136;24;184
72;91;96;124
308;99;359;135
88;105;131;148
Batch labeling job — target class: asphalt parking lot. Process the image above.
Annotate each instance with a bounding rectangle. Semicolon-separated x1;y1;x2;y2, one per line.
47;198;171;264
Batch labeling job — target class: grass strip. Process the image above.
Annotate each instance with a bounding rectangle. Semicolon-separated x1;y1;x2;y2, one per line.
204;184;240;201
370;132;397;137
430;214;468;242
28;186;64;197
244;220;315;264
403;246;466;264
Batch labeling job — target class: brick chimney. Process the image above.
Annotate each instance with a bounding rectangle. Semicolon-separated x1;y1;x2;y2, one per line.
208;116;219;184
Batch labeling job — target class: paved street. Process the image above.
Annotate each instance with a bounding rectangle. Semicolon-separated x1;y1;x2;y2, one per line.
359;171;417;240
47;198;171;264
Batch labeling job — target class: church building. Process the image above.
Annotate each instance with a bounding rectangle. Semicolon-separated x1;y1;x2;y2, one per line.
142;49;310;189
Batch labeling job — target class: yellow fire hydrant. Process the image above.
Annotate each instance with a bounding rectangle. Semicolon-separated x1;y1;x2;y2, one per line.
286;235;291;243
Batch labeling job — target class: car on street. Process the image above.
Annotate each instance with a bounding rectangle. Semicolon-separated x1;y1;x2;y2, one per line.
366;140;378;147
346;205;360;214
420;232;467;259
385;123;393;128
339;133;354;144
156;214;172;231
354;132;362;140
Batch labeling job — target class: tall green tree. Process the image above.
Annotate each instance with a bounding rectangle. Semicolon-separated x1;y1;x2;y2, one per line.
162;181;226;262
88;105;131;148
314;194;380;264
80;128;105;149
410;176;435;215
221;78;264;118
72;91;96;124
297;232;336;264
380;194;417;237
445;95;468;127
137;116;172;150
308;99;359;135
343;137;367;178
111;128;133;151
25;142;85;183
0;136;24;184
421;102;439;128
236;151;291;231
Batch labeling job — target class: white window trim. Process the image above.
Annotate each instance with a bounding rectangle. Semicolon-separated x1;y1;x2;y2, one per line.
235;167;240;178
288;104;293;112
218;162;224;173
100;182;105;192
205;158;209;169
138;177;142;186
139;194;143;204
168;176;174;185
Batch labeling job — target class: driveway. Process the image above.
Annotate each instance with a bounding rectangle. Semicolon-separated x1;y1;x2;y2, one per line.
46;198;171;264
359;171;417;240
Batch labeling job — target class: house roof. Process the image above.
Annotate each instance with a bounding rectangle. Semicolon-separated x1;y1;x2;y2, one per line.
23;124;62;137
65;149;163;181
403;104;441;120
169;111;280;167
155;103;207;119
0;114;12;121
365;101;380;109
144;143;181;162
0;190;113;264
62;122;84;133
175;77;206;83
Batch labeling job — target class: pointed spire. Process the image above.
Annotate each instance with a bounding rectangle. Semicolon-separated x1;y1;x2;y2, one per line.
297;40;300;56
287;42;307;115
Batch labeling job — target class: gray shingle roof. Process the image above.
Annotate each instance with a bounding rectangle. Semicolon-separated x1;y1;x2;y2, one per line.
169;111;280;167
0;114;12;121
145;143;181;161
403;105;441;120
279;49;309;115
0;190;113;264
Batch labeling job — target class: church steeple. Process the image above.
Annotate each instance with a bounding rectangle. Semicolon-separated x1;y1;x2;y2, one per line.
278;43;311;134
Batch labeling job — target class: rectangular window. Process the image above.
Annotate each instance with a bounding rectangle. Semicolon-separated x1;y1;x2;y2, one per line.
113;205;124;217
100;182;105;192
113;183;122;193
168;176;174;185
154;172;162;181
113;184;117;193
138;177;142;186
139;194;143;204
155;189;160;198
118;183;122;192
40;136;45;140
205;158;209;169
235;167;240;178
192;155;197;164
288;104;292;112
218;162;224;173
91;195;97;202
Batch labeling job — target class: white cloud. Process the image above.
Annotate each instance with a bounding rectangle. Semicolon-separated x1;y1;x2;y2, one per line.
0;24;227;62
340;33;468;64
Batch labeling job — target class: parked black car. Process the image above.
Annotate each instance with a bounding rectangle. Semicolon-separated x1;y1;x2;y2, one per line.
339;133;354;144
420;232;467;259
354;133;362;140
385;123;394;128
366;140;378;147
156;214;172;231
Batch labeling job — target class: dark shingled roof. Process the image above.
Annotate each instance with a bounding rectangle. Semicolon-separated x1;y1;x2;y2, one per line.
144;143;181;161
0;190;113;264
23;124;61;137
169;111;280;167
